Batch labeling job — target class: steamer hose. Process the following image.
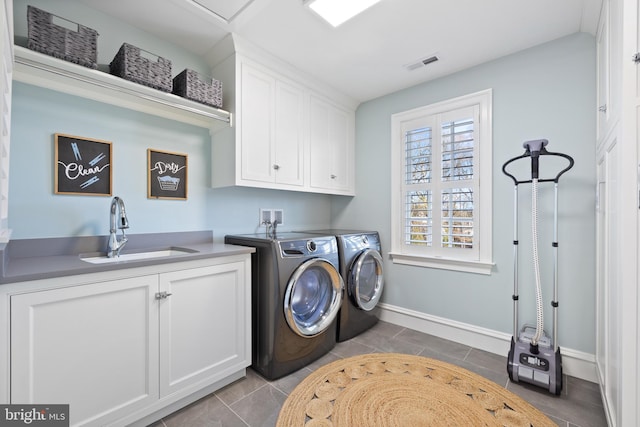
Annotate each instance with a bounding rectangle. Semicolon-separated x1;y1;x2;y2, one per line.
531;178;544;346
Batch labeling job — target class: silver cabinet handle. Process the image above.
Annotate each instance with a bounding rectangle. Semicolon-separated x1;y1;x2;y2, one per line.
273;164;280;170
598;105;607;113
155;291;172;300
330;174;337;179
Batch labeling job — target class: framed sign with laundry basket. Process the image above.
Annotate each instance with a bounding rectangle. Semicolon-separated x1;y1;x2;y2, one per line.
147;149;188;200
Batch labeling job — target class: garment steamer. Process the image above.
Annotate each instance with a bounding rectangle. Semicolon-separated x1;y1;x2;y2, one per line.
502;139;574;395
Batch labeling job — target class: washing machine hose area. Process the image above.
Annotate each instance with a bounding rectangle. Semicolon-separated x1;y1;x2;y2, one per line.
501;139;574;395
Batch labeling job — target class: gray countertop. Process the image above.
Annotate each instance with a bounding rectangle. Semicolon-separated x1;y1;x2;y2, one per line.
0;230;255;284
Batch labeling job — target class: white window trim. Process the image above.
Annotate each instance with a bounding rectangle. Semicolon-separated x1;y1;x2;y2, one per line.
389;89;494;275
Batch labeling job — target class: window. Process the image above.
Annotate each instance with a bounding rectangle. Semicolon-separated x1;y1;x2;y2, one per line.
390;90;493;274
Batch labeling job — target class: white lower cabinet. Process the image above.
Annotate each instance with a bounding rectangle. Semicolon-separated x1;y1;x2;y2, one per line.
8;257;251;427
11;275;160;426
159;263;249;397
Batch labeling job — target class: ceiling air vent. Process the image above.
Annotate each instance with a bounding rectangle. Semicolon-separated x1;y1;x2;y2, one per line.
405;55;439;71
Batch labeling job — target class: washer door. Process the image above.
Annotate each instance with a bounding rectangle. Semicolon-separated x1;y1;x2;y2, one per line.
284;258;343;337
348;249;384;311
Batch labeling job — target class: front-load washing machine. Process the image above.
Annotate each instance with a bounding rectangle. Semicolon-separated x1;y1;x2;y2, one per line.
300;230;384;342
224;232;343;380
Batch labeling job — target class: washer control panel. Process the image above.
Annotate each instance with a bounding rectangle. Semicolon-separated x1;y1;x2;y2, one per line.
280;237;336;257
343;232;381;253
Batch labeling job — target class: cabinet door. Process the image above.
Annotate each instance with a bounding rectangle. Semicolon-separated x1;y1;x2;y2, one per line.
11;276;159;427
309;95;354;193
240;62;275;183
239;61;304;187
596;0;611;142
274;80;304;186
596;147;620;425
159;261;250;397
0;0;12;241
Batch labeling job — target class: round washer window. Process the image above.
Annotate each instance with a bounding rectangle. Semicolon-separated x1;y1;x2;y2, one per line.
284;258;343;337
349;249;384;311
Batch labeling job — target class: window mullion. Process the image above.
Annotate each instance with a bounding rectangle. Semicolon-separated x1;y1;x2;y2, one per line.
432;113;443;256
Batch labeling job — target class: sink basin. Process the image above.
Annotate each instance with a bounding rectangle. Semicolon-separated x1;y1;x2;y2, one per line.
80;247;198;264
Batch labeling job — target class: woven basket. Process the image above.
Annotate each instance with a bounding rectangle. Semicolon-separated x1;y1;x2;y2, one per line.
172;69;223;108
27;6;98;69
109;43;172;92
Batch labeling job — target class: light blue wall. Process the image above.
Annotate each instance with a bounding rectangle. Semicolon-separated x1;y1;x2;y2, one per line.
331;33;597;353
9;0;332;242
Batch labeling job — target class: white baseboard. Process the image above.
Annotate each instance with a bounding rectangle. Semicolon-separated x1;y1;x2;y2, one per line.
379;303;598;383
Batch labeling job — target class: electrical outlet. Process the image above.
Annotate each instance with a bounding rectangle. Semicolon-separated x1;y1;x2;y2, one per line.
273;209;284;225
259;208;272;226
259;208;284;227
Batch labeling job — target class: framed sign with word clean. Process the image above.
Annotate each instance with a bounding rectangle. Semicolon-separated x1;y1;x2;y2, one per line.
54;134;112;196
147;149;188;200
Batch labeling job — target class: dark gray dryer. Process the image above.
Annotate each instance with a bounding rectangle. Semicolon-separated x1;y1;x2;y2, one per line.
301;230;384;342
224;232;343;380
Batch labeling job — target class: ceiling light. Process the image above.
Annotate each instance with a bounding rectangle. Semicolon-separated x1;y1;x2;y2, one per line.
305;0;382;27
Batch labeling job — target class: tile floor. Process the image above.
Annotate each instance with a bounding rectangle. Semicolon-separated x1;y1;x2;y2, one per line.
151;321;607;427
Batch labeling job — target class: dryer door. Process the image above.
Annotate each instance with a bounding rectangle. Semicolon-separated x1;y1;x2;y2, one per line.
284;258;343;337
348;249;384;311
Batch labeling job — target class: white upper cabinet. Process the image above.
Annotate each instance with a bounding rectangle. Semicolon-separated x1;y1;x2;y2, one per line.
274;80;306;185
239;61;304;186
596;0;621;145
309;94;354;193
210;35;357;196
596;1;610;141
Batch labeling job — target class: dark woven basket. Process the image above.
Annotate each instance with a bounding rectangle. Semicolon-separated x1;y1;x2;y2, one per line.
27;6;98;69
172;69;223;108
109;43;172;92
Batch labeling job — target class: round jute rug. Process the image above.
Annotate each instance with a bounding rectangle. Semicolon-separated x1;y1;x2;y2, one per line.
276;353;556;427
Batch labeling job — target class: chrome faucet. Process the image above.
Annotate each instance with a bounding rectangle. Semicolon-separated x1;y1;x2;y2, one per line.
107;196;129;258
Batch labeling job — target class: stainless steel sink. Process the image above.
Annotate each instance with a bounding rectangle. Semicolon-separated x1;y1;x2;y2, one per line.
80;247;198;264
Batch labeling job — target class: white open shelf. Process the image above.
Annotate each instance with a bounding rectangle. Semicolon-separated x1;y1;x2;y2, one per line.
13;46;232;131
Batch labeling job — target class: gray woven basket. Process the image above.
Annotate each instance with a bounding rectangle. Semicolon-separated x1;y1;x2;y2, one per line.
172;69;223;108
109;43;172;92
27;6;98;69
